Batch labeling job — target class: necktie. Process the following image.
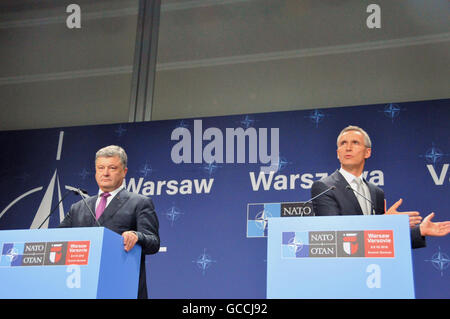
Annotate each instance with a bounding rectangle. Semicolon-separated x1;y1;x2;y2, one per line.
354;178;370;215
95;192;111;220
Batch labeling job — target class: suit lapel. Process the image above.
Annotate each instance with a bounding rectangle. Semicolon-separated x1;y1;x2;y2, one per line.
89;196;97;216
98;189;129;225
82;196;98;226
365;179;379;213
333;170;363;215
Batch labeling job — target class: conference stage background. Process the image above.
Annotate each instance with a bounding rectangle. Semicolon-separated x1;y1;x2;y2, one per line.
0;98;448;298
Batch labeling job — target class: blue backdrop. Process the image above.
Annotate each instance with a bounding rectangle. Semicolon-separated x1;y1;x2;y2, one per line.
0;98;449;298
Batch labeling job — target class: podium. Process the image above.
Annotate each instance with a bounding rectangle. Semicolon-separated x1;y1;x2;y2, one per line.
267;215;415;299
0;227;141;299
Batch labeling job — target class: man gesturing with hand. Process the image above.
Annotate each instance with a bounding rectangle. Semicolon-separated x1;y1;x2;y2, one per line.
311;125;450;249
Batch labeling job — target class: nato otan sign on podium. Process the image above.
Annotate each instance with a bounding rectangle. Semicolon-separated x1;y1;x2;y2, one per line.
266;215;415;299
0;227;141;299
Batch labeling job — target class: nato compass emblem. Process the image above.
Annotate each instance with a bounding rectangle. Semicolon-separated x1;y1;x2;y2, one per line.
7;248;18;261
4;246;20;263
247;203;281;238
305;109;328;128
114;124;127;137
239;115;256;129
282;232;309;258
247;207;272;238
0;132;87;229
425;246;450;277
139;162;154;178
274;156;289;173
380;103;403;123
420;143;447;165
287;237;304;255
0;243;24;267
77;168;92;180
175;120;190;130
255;210;272;232
202;162;220;176
192;248;216;275
165;205;183;226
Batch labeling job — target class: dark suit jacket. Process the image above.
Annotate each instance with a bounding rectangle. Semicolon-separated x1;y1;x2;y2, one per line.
311;170;425;249
59;188;160;299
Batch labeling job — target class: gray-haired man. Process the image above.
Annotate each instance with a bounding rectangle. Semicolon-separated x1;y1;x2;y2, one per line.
59;145;160;299
311;126;450;248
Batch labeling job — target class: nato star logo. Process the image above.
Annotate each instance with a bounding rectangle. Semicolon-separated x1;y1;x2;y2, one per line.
305;109;327;128
139;162;154;177
115;124;127;137
5;247;19;263
202;162;220;176
165;205;183;226
239;115;256;129
254;210;272;232
274;156;289;172
1;243;24;266
175;120;190;130
193;248;216;275
77;168;91;180
282;232;309;258
247;204;277;238
380;103;403;123
419;143;447;165
287;237;304;255
425;246;450;277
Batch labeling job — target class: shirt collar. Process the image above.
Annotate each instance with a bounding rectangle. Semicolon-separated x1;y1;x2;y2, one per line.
339;167;364;185
98;184;124;197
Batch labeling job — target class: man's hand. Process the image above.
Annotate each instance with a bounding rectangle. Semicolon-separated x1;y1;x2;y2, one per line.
384;198;422;228
122;231;138;252
420;213;450;237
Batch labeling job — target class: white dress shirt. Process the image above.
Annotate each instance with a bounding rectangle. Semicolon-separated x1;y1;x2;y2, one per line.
95;185;124;211
339;167;372;214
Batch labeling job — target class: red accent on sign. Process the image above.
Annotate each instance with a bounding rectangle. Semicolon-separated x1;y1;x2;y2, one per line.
65;241;90;265
364;230;394;258
343;236;357;242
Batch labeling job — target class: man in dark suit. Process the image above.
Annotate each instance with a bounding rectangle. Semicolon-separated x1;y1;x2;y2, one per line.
59;145;160;299
311;126;450;248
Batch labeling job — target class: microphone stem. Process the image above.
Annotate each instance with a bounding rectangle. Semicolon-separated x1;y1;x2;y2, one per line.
346;185;375;215
77;190;101;227
37;190;73;229
305;186;335;205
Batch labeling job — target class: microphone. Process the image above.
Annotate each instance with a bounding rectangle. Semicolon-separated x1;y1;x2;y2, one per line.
73;188;101;227
304;185;336;206
346;185;375;215
73;188;88;197
37;188;86;229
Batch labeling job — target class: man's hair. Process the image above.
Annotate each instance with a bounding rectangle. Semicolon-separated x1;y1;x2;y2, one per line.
337;125;372;148
95;145;128;168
